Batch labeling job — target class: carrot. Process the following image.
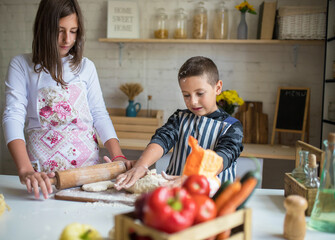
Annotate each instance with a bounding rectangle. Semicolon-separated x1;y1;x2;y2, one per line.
216;177;258;240
214;180;242;214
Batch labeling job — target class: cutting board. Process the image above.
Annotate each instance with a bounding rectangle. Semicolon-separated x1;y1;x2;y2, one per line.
55;187;138;206
235;101;268;144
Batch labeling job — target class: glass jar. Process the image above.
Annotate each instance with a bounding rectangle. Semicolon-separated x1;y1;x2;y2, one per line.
192;2;208;39
154;8;168;39
173;8;187;39
328;101;335;121
213;2;228;39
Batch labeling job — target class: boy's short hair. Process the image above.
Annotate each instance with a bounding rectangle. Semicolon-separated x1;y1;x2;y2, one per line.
178;56;219;86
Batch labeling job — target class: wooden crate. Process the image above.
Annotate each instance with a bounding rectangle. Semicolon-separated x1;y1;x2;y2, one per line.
114;208;252;240
284;173;317;216
107;108;163;140
284;140;325;216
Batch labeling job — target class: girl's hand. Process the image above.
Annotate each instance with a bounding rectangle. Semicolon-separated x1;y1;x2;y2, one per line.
114;165;149;190
19;171;55;200
103;156;136;170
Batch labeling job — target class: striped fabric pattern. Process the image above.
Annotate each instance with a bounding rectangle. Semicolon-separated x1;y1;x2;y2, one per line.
166;111;238;182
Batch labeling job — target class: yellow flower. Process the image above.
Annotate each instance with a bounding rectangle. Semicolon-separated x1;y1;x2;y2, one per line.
235;1;257;14
217;90;244;107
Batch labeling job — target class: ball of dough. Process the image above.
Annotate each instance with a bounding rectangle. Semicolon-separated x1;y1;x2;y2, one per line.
125;169;168;194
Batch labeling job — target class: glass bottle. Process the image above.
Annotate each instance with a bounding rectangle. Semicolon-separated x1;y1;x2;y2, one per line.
304;154;320;188
173;8;187;39
309;132;335;233
292;150;308;183
154;8;168;39
213;2;228;39
192;1;208;39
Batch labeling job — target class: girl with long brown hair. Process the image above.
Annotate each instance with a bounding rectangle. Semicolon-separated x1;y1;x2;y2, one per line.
3;0;129;200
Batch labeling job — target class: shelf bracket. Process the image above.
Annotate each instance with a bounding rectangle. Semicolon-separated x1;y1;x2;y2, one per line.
118;42;124;66
292;44;299;68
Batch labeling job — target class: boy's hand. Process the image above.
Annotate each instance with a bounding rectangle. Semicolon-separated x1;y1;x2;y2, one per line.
161;171;187;188
114;165;149;190
19;171;55;200
103;156;136;170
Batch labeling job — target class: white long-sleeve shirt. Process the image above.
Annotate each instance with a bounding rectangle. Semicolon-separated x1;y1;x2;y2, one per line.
2;53;117;145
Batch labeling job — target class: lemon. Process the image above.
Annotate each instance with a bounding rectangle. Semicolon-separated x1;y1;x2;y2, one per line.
59;223;102;240
0;194;10;216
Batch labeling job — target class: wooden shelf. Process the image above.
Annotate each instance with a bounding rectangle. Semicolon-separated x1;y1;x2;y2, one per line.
99;38;324;45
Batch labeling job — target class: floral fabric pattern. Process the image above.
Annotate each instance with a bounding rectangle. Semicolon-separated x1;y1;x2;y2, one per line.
27;82;100;172
38;87;78;128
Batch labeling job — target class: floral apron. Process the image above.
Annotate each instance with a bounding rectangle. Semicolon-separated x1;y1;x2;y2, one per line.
27;80;100;172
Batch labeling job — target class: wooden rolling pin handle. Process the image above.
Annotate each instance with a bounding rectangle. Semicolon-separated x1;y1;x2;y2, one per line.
49;177;57;186
51;161;127;190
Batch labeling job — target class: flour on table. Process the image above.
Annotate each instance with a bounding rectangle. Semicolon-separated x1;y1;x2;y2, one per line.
82;180;114;192
81;169;168;194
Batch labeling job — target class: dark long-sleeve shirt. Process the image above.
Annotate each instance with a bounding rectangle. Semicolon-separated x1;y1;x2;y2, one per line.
150;108;244;182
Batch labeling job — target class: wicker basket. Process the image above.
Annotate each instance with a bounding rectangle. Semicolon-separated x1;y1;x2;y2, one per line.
284;173;317;216
277;6;326;40
284;141;325;216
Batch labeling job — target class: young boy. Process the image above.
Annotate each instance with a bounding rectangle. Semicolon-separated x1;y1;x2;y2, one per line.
115;56;243;189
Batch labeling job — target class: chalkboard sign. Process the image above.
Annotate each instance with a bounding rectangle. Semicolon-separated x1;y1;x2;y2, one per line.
271;87;310;144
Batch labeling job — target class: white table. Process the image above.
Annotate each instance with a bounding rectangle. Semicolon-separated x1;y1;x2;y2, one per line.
0;174;333;240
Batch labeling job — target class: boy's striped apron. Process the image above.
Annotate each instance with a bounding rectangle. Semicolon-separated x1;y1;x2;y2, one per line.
165;111;238;182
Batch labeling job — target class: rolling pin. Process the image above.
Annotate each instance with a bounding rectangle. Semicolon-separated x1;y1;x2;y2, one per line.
49;161;126;190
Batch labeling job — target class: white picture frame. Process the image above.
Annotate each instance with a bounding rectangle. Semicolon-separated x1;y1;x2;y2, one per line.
107;0;140;39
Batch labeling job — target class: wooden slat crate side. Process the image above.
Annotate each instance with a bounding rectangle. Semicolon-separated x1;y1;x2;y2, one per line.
107;108;163;119
111;116;159;126
244;206;252;240
114;124;158;133
114;209;252;240
295;140;325;173
229;232;245;240
284;173;317;216
155;110;164;126
115;214;127;240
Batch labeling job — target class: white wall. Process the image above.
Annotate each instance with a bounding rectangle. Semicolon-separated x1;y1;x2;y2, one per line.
0;0;326;174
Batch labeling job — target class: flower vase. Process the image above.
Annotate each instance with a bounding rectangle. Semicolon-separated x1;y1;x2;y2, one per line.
237;12;248;39
126;100;141;117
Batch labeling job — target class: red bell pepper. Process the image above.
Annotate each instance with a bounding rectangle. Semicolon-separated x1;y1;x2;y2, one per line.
182;174;210;196
192;194;217;224
143;187;196;233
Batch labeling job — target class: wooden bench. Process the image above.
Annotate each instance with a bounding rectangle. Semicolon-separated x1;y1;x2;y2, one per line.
98;108;163;148
100;108;296;161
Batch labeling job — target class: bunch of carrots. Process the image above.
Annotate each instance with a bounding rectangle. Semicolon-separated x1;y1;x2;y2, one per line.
209;158;261;240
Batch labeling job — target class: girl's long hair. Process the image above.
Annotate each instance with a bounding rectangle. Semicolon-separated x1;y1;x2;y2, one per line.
32;0;84;86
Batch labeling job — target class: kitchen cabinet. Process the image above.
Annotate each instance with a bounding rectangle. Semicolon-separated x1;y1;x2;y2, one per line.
321;0;335;146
